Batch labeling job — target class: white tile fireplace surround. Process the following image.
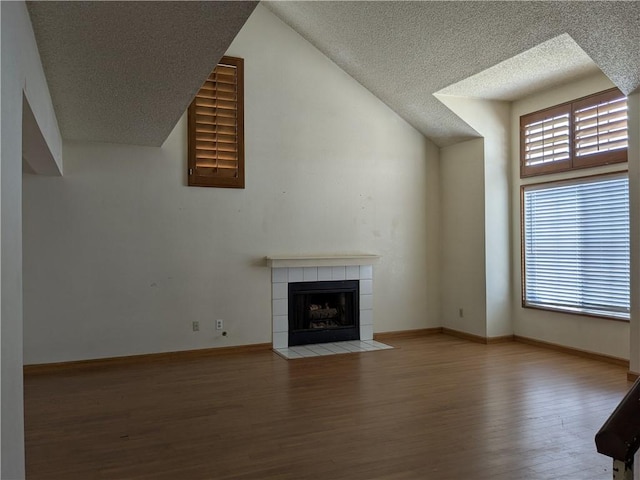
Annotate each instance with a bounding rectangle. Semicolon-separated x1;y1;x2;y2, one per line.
266;255;380;353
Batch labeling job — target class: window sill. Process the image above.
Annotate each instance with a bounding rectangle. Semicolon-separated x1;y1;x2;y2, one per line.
522;303;630;323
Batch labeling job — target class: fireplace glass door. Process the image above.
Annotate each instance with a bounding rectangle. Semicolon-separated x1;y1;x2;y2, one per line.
288;280;359;346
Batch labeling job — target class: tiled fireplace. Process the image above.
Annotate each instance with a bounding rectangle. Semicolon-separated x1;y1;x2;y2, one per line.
266;255;379;350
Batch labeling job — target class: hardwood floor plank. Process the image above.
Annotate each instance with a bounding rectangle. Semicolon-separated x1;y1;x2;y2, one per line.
24;334;629;479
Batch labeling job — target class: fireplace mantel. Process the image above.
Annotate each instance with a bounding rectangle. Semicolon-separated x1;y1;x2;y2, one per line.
266;254;380;269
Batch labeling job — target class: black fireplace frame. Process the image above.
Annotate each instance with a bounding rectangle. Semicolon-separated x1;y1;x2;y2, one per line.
288;280;360;346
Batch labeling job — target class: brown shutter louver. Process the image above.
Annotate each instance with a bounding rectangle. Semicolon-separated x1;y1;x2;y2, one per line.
521;104;571;177
188;56;244;188
573;89;627;168
520;87;628;178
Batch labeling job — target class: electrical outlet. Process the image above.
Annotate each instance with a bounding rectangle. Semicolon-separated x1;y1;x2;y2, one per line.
216;319;224;331
459;308;464;318
192;321;199;332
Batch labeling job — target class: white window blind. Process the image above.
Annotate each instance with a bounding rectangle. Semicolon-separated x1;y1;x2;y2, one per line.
523;174;629;320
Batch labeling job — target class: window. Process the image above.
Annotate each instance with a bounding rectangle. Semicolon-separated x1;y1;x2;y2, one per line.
522;174;629;320
188;56;244;188
521;88;627;177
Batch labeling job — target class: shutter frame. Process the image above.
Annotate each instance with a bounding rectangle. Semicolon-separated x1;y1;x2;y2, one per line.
188;56;244;188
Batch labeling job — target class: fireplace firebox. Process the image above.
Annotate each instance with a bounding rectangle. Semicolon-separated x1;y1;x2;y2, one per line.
288;280;360;346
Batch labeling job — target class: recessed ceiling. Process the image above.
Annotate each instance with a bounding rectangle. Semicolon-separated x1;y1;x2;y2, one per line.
436;34;601;102
27;1;258;146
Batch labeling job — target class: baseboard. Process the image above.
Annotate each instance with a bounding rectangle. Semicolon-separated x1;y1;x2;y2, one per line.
442;328;487;344
23;343;273;375
25;332;630;375
441;328;514;345
487;334;515;344
514;336;629;368
374;328;442;341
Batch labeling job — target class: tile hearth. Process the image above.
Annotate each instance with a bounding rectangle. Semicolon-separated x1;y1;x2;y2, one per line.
274;340;393;359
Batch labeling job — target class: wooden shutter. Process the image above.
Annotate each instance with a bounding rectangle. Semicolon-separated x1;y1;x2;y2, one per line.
188;56;244;188
521;104;571;177
520;87;628;178
573;88;627;168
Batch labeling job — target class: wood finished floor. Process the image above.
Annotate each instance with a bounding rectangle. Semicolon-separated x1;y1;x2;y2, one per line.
24;334;630;480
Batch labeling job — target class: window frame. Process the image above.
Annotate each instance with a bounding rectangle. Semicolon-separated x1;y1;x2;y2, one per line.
520;88;627;178
520;171;630;322
187;56;245;189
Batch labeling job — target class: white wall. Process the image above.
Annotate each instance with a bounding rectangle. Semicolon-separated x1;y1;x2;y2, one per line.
1;1;62;477
511;72;630;359
479;101;512;338
22;5;440;364
436;96;512;338
439;138;487;336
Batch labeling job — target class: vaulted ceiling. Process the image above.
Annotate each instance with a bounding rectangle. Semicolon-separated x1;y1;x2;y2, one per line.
27;1;258;146
27;1;640;148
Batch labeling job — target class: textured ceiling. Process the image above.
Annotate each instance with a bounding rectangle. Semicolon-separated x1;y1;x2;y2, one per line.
436;34;600;102
27;1;640;148
27;1;258;146
266;1;640;147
